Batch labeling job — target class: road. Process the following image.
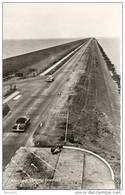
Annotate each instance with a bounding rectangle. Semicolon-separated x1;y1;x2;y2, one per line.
3;38;92;170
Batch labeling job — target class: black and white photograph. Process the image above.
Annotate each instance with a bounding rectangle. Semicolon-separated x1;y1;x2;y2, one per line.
1;1;123;192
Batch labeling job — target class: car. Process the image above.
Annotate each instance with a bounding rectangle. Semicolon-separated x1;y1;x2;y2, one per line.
51;144;63;154
12;116;30;132
45;75;54;82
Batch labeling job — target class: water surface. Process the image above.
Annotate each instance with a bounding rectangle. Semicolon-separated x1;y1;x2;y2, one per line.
98;37;121;75
3;38;77;59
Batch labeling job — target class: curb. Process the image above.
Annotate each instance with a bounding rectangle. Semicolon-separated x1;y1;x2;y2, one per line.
40;39;91;76
63;145;115;181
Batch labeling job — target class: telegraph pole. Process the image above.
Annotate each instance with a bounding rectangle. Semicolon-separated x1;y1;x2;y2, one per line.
64;111;69;144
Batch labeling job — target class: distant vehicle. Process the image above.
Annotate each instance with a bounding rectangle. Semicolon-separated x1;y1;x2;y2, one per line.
12;116;30;132
39;122;43;127
51;144;63;154
46;75;54;82
57;92;61;96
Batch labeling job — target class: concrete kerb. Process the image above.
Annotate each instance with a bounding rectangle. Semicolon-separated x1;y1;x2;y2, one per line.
40;39;92;77
63;145;115;181
39;43;84;76
3;145;115;189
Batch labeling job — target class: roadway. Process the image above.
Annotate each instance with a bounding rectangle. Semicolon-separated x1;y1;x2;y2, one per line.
3;38;92;170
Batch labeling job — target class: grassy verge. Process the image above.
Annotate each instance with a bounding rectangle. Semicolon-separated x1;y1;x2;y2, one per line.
32;42;120;188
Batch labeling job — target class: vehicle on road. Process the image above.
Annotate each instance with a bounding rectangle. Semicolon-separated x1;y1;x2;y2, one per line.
12;116;30;132
39;122;43;127
46;75;54;82
51;144;63;154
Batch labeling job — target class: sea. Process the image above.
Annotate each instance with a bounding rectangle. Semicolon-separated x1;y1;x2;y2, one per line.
3;39;76;59
3;38;121;75
98;37;121;75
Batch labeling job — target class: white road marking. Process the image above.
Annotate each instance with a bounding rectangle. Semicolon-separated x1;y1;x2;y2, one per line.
3;132;19;142
13;94;22;100
3;91;20;104
3;132;28;143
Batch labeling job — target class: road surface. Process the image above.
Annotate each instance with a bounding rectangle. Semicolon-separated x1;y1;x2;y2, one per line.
3;38;92;170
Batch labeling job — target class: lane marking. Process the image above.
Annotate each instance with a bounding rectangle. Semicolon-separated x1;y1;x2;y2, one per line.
3;91;20;104
13;94;22;100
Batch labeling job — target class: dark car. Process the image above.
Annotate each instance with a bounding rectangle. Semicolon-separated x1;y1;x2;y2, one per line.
12;116;30;132
51;144;63;154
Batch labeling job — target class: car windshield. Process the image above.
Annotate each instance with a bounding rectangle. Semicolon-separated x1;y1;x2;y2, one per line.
13;125;17;129
16;117;26;124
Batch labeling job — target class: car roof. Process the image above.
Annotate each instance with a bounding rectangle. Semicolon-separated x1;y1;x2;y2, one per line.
16;116;28;123
18;116;29;119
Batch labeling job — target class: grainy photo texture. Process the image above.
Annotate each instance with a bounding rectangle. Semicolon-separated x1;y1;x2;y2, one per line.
2;2;121;190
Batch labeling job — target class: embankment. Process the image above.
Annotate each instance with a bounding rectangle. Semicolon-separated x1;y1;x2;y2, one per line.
3;38;89;78
32;39;120;188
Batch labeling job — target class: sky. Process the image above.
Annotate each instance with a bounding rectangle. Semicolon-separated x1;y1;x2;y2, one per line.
3;3;122;39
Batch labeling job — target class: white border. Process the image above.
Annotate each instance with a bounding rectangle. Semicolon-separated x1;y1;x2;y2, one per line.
0;1;124;195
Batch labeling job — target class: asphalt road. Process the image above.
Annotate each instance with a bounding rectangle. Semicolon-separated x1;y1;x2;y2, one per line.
3;38;92;170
